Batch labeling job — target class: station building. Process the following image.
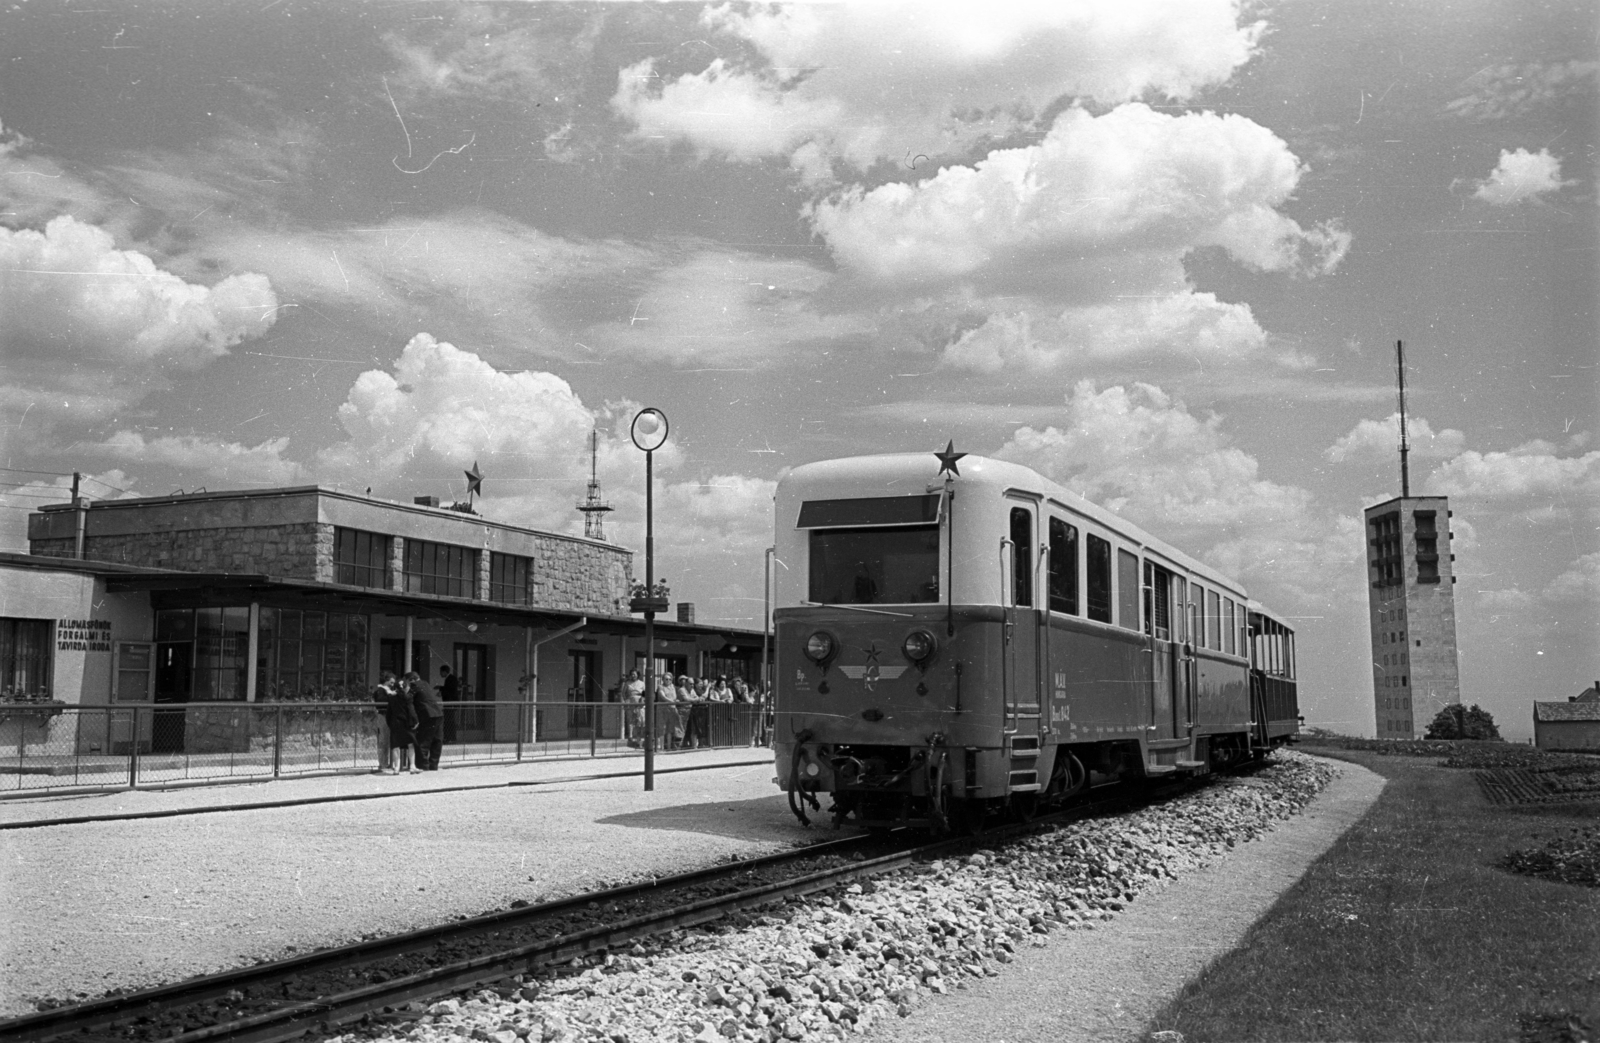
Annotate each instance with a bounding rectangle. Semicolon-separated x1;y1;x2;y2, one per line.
1364;495;1462;739
2;485;762;756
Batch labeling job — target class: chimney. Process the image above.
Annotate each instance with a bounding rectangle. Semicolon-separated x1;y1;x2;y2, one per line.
677;603;695;625
414;495;440;508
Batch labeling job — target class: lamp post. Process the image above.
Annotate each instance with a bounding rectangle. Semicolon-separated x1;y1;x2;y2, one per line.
630;407;669;791
761;546;774;693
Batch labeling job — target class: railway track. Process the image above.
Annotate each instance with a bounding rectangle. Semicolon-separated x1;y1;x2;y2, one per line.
4;777;1199;1043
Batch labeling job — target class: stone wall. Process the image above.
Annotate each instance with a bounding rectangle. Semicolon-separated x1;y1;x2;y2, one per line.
530;537;633;615
33;523;333;579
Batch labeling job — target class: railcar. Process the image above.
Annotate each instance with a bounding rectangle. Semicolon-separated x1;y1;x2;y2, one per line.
772;451;1299;831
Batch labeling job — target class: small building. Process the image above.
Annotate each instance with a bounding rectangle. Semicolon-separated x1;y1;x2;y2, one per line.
4;485;763;760
1532;683;1600;753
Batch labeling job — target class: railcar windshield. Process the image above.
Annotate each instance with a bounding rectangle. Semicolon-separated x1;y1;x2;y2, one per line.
808;525;940;604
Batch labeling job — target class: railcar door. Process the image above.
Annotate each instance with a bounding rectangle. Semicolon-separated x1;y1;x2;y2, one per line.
1144;563;1180;742
1003;506;1041;746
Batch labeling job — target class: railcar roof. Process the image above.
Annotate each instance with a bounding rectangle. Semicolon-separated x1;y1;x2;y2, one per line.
780;453;1247;597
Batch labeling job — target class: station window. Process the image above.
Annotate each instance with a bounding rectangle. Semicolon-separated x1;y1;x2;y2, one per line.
256;608;370;701
0;617;53;701
193;607;250;701
1010;507;1033;608
1086;535;1112;623
489;552;533;605
1047;517;1078;615
405;540;480;599
334;528;392;589
1116;549;1140;631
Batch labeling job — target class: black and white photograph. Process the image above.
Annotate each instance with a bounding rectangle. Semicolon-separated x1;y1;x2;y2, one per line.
1;1;1595;1040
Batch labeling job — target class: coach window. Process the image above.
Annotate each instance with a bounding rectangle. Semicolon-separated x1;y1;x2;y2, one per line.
1144;562;1174;640
1172;577;1187;643
1116;549;1140;631
1222;598;1236;655
1009;507;1033;607
1086;534;1112;623
1206;589;1221;650
1048;517;1078;615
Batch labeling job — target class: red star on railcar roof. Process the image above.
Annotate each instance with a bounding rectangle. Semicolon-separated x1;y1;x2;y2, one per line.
935;440;966;477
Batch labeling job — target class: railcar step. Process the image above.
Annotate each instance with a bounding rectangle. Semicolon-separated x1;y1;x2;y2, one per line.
1175;759;1207;769
1144;764;1177;775
1006;783;1043;793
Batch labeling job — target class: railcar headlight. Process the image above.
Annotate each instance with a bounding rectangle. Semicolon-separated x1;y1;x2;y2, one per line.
902;629;937;664
803;630;836;663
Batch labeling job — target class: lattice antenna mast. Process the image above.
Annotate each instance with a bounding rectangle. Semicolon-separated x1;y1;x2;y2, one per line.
576;428;612;540
1396;339;1411;498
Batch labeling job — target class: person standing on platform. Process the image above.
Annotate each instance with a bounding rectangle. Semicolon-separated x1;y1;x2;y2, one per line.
656;674;682;750
437;664;460;744
383;673;419;774
409;671;443;770
372;671;398;772
624;669;645;747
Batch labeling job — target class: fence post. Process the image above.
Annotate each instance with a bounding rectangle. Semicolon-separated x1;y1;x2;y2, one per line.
515;702;524;763
272;705;283;778
590;718;597;759
129;708;140;788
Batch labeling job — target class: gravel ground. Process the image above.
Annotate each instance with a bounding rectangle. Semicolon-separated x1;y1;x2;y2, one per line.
334;752;1355;1043
0;754;796;1017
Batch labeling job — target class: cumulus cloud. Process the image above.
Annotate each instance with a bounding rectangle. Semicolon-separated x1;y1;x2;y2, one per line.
613;0;1262;174
0;215;280;432
311;333;774;625
1325;413;1467;463
1426;440;1600;499
989;381;1366;615
814;105;1346;290
316;332;622;495
805;104;1345;370
1;215;278;365
1473;148;1568;205
94;432;308;487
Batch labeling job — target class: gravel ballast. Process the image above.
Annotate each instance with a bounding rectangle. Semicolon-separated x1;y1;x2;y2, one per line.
340;752;1352;1043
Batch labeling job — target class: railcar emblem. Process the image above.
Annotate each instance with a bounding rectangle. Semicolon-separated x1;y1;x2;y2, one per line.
839;644;907;690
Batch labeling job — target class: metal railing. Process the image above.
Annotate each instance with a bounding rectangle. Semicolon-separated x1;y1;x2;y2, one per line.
0;701;772;795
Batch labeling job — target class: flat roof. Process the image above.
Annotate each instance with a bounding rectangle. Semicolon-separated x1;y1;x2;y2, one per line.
31;484;620;551
0;552;759;644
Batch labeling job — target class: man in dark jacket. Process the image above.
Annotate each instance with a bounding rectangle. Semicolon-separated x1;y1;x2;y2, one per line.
438;664;461;743
409;671;444;770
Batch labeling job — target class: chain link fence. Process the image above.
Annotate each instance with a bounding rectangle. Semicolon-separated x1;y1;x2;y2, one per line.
0;701;771;794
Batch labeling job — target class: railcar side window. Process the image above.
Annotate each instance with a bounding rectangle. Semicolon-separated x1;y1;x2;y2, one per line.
1047;517;1078;615
1086;535;1112;623
809;525;940;604
1173;577;1187;643
1207;589;1221;650
1223;598;1236;655
1116;549;1140;631
1144;562;1173;640
1009;507;1033;607
1190;585;1205;647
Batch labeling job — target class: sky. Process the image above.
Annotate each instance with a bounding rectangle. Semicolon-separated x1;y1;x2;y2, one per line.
1;0;1595;740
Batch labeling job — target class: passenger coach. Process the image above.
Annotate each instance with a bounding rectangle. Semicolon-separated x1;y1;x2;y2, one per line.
772;450;1299;830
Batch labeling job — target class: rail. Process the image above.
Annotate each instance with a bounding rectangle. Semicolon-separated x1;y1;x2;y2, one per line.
0;701;772;795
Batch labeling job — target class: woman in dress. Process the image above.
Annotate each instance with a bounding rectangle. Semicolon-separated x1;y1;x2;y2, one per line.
383;672;420;774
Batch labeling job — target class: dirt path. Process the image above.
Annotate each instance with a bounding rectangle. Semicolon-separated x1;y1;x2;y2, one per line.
863;757;1386;1043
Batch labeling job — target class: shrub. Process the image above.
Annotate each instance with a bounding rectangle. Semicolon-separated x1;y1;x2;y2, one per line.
1425;703;1501;741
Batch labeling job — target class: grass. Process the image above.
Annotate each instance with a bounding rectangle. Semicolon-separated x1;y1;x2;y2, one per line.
1140;746;1600;1042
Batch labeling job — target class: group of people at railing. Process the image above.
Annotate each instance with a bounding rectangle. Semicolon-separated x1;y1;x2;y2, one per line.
619;670;771;749
372;665;456;774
